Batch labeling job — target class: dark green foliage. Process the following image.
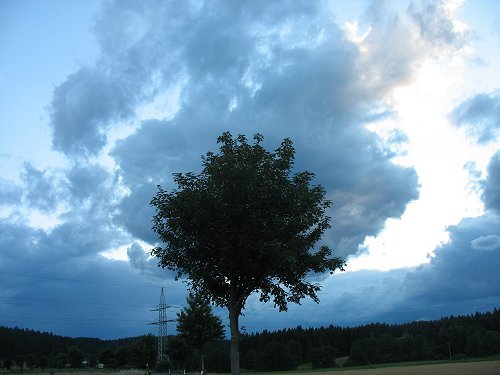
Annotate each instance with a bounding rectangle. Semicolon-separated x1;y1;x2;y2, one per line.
309;345;336;368
25;353;37;369
168;336;196;370
68;346;83;368
477;331;500;357
3;358;13;370
151;132;345;375
99;349;117;368
177;291;225;372
1;308;499;370
38;355;49;369
55;352;67;368
88;353;97;368
285;339;303;368
177;291;225;349
156;359;172;372
15;355;24;369
205;351;231;372
151;132;344;312
96;336;156;369
129;334;157;368
252;341;294;371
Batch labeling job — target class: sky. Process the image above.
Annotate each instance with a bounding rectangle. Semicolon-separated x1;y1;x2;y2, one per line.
0;0;500;340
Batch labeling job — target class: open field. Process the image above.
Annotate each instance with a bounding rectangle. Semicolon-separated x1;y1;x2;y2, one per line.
257;360;500;375
4;360;500;375
2;371;145;375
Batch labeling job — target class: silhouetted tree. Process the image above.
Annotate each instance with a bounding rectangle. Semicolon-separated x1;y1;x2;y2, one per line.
478;331;500;357
25;353;37;369
15;355;24;369
309;345;336;368
151;132;345;375
38;355;49;370
3;358;13;370
55;352;67;369
88;354;97;368
177;291;225;373
68;346;83;368
168;336;193;370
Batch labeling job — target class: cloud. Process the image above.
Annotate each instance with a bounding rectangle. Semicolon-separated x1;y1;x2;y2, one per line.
127;241;174;279
46;0;471;260
393;153;500;317
482;151;500;213
114;183;157;244
66;163;112;203
402;214;500;307
408;0;470;51
21;163;65;212
0;217;182;338
49;67;135;158
94;0;429;259
0;178;21;206
452;91;500;143
471;234;500;251
2;0;485;338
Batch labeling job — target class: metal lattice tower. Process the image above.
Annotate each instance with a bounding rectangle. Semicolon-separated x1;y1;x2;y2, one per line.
150;288;175;364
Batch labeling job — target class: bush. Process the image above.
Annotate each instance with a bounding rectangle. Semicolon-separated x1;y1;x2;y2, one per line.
205;351;230;372
450;353;467;360
2;358;13;370
254;341;295;371
478;331;500;357
309;345;336;368
342;359;358;367
156;359;172;372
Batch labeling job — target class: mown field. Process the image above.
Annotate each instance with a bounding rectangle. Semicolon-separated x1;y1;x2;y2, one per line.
4;360;500;375
257;359;500;375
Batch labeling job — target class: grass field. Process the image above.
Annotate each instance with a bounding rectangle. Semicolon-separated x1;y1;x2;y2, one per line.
303;360;500;374
5;360;500;375
257;359;500;375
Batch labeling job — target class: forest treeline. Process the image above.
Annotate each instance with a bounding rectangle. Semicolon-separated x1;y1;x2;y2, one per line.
1;308;500;371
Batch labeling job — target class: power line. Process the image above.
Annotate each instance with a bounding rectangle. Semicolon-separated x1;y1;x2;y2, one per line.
0;270;163;288
0;295;162;310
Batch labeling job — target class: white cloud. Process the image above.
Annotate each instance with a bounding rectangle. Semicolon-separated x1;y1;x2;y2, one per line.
471;235;500;251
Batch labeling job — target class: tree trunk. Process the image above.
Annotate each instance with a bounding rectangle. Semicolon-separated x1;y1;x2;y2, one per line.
229;304;240;375
201;352;205;375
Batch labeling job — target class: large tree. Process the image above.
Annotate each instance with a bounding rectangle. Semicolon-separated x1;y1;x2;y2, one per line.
177;291;225;373
151;132;345;375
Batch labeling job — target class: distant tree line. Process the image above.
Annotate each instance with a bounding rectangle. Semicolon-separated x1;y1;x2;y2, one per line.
236;308;500;370
0;328;154;370
2;308;500;371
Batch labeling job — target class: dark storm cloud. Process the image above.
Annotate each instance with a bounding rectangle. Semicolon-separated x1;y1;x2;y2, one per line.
386;156;500;320
100;0;425;258
238;268;412;331
127;241;175;280
252;149;500;330
482;151;500;213
403;214;500;307
0;217;184;338
452;91;500;143
2;0;480;338
66;163;112;203
49;67;134;158
115;183;158;244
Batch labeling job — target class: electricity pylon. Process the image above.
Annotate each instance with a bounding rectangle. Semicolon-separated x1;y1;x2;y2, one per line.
150;287;175;364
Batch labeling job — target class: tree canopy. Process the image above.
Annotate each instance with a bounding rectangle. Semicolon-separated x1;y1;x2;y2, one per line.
151;132;345;375
176;291;225;372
